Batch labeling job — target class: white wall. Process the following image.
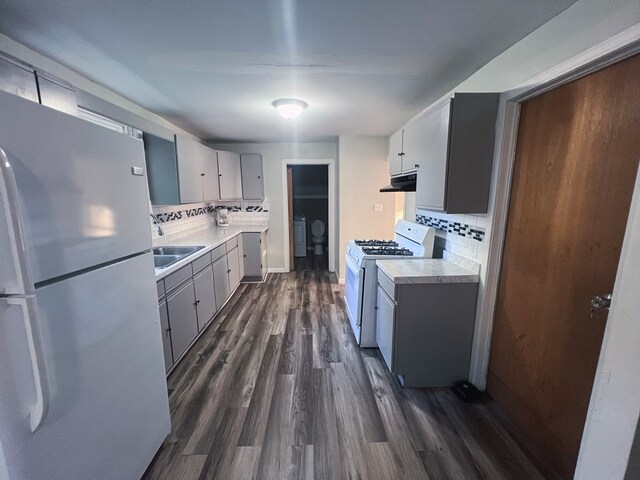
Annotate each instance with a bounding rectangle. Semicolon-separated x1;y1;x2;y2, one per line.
210;142;337;272
338;136;396;279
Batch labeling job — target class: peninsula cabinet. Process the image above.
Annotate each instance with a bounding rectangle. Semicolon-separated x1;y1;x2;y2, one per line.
242;231;268;282
414;93;499;214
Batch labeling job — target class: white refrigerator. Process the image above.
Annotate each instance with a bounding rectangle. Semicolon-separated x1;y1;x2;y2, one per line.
0;91;170;479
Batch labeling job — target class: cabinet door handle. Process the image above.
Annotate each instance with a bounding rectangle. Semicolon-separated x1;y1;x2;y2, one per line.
227;269;231;273
415;164;419;168
201;173;205;176
218;174;222;177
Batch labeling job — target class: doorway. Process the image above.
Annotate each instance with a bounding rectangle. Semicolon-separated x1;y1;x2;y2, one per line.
487;53;640;477
287;165;329;271
282;159;336;273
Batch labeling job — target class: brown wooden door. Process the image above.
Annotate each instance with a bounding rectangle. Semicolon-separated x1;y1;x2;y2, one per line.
488;54;640;478
287;167;294;270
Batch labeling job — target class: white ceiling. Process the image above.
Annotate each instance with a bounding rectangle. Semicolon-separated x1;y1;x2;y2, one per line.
0;0;577;142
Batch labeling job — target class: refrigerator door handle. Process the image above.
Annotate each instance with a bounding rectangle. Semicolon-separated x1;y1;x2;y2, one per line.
6;296;50;432
0;147;33;295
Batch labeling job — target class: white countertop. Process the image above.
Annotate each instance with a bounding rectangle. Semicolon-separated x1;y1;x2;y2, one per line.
154;224;268;280
376;259;479;285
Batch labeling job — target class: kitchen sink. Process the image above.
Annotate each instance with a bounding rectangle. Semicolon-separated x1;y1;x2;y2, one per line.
153;255;183;269
152;246;205;256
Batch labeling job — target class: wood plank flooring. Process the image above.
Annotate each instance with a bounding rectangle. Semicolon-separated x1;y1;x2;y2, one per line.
143;270;562;480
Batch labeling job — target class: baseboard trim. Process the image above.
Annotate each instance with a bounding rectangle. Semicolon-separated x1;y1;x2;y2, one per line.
268;267;288;273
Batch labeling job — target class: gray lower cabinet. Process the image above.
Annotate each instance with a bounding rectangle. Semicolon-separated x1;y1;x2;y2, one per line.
157;234;248;374
166;280;199;362
212;254;230;311
241;231;268;281
158;300;173;371
376;271;478;387
227;246;240;292
376;286;396;371
193;265;216;328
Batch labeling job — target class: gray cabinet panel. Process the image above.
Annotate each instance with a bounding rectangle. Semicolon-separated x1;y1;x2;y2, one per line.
242;233;262;277
227;247;240;293
217;151;243;200
158;300;173;371
240;154;264;200
388;129;403;176
0;55;38;103
260;231;268;278
376;285;396;371
212;255;230;310
194;265;216;328
413;102;451;211
166;280;198;360
37;73;77;115
237;234;245;280
201;144;220;201
414;93;499;214
176;135;203;203
143;133;180;205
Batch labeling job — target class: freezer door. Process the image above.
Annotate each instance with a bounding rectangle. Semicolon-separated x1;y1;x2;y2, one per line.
0;90;152;284
0;252;170;480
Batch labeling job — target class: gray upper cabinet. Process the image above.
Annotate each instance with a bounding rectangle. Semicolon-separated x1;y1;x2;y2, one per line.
144;134;220;205
201;144;220;201
36;72;77;115
414;93;499;214
144;133;180;205
240;154;264;200
388;129;404;176
176;135;205;203
217;151;243;200
0;55;38;103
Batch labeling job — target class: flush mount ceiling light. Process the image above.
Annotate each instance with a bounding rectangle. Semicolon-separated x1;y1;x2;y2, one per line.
272;98;308;119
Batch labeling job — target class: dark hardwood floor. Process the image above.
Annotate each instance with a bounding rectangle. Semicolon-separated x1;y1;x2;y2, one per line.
294;253;328;271
143;271;562;480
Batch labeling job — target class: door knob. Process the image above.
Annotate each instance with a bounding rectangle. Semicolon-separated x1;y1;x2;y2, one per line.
590;293;612;318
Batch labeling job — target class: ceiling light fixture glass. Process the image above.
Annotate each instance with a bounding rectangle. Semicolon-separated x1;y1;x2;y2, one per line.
272;98;308;119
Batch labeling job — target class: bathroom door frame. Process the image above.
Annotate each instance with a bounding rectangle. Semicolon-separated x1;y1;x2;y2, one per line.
281;158;337;272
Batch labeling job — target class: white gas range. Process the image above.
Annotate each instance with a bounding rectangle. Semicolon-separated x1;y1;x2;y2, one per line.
344;220;435;347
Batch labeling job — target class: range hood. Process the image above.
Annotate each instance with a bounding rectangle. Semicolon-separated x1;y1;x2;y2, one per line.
380;173;416;193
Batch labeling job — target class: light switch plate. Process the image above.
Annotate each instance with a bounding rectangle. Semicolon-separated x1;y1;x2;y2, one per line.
374;203;383;212
131;166;144;176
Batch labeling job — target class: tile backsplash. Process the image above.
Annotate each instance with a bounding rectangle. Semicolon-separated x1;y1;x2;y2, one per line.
414;209;487;261
150;199;270;241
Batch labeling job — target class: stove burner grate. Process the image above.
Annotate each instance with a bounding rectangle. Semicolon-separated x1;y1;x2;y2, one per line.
355;239;398;247
361;246;414;256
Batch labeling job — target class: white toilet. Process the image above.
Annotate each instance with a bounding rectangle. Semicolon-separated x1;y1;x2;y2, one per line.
311;219;326;255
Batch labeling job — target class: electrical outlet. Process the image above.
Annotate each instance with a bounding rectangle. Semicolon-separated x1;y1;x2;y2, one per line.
374;203;383;212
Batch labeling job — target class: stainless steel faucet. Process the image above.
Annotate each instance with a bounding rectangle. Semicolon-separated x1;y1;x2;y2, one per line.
150;214;165;236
